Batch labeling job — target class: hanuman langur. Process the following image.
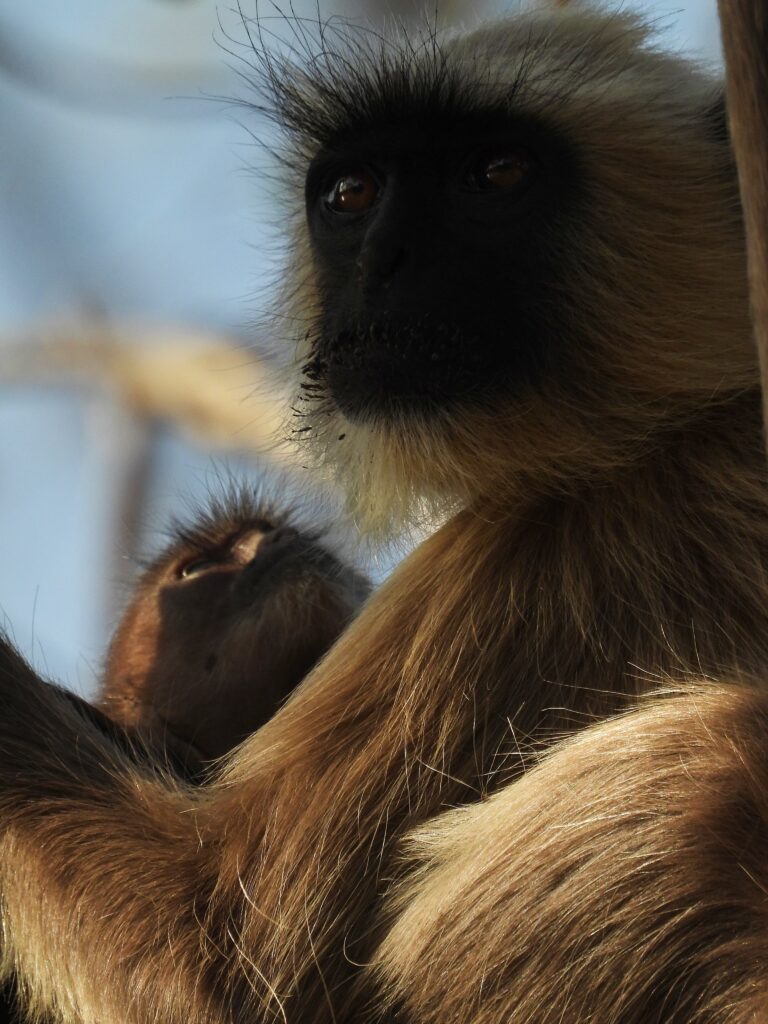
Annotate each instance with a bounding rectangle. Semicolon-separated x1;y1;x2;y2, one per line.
0;6;765;1023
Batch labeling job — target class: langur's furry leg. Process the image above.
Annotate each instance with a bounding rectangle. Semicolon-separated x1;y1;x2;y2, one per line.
376;686;768;1024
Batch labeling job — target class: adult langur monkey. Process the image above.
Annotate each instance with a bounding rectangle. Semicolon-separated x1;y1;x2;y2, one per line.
0;5;767;1022
377;4;768;1021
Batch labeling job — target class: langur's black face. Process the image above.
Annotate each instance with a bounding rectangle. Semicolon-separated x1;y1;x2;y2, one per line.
265;9;750;523
304;110;579;422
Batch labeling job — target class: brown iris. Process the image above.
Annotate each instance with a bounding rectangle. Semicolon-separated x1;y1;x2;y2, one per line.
325;168;380;213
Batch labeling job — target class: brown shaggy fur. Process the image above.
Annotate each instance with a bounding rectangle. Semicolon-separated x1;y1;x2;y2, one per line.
375;8;768;1023
377;686;768;1024
0;6;765;1023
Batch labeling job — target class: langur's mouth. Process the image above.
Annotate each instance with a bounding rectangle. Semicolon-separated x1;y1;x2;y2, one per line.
305;320;492;423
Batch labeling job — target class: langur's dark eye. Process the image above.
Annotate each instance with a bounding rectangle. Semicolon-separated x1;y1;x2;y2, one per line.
464;150;535;192
324;168;381;214
176;526;270;580
177;558;224;580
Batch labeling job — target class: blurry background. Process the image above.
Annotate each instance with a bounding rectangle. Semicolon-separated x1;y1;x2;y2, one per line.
0;0;722;693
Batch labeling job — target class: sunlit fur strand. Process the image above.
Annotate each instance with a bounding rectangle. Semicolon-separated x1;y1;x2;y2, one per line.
376;685;768;1023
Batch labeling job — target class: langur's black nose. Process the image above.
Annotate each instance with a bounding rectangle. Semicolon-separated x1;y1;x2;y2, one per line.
257;525;300;552
237;526;302;590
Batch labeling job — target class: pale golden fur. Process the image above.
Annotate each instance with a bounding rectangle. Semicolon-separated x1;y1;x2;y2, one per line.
372;8;768;1023
377;686;768;1024
0;7;765;1023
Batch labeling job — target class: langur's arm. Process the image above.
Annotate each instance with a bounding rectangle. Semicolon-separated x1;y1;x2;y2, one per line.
0;519;456;1024
0;639;224;1024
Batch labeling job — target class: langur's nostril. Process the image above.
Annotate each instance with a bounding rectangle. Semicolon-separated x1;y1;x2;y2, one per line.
377;246;407;281
358;241;408;287
236;525;302;589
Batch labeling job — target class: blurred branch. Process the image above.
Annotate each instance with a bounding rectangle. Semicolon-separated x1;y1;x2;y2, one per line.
0;322;293;464
85;398;156;625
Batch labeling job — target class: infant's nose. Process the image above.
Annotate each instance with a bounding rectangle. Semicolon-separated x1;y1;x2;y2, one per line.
254;525;300;555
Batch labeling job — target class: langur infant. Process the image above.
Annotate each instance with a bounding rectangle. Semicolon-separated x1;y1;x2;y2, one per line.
98;490;371;768
0;491;370;1024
